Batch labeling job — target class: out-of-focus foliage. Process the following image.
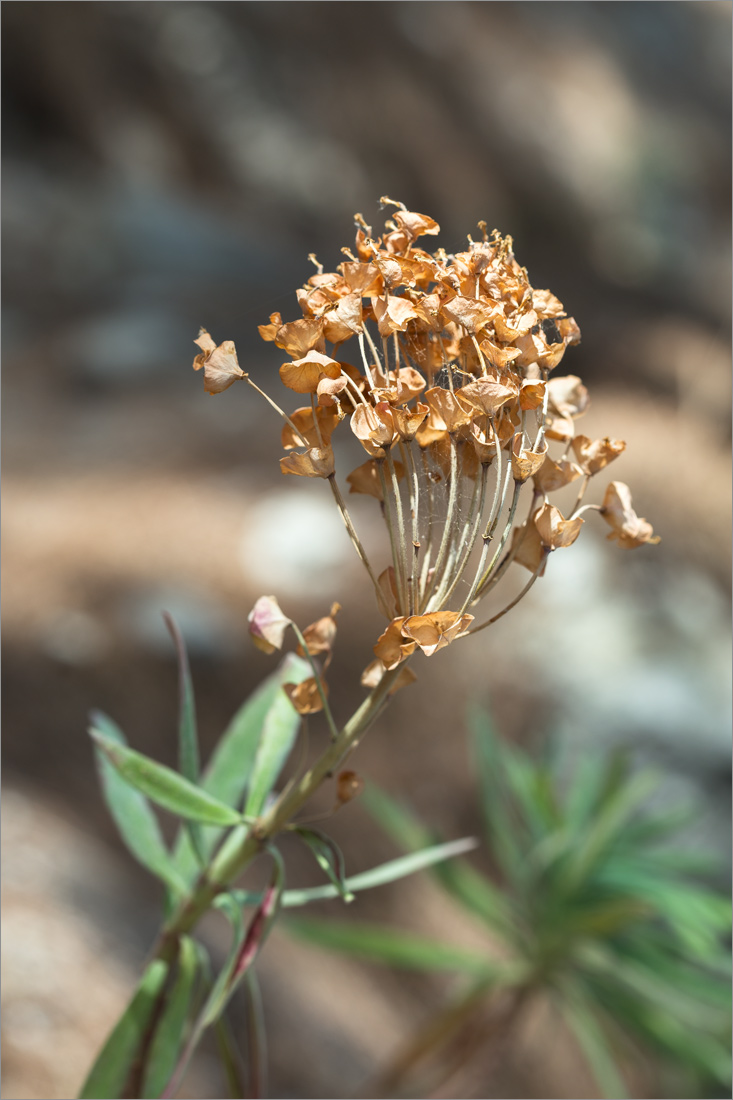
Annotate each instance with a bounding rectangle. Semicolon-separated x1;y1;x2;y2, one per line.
290;710;732;1099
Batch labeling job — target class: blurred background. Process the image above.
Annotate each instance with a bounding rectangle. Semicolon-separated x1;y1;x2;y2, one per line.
2;2;731;1098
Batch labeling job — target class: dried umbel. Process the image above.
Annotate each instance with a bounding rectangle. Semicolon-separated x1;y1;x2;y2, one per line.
197;199;658;679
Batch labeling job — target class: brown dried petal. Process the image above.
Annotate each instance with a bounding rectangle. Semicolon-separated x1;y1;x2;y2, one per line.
470;419;498;464
392;402;429;442
571;435;626;476
360;659;417;696
415;407;448;448
281;406;339;450
373;617;416;670
298;603;341;657
274;317;326;357
193;329;217;358
534;502;584;550
248;595;291;654
280;446;335;479
478;337;521;370
258;312;284;342
533;454;584;494
346;458;404;502
511;519;548;575
372;295;419;336
556;317;581;345
423;387;472;433
459;376;517;416
284;677;327;715
547;376;590;419
374;253;434;290
494;309;538;343
376;566;401;620
392;209;440;240
193;329;246;395
280;351;342;394
350;403;395;448
441;296;496;334
519;379;546;411
400;611;474;657
544;414;576;444
322;293;363;344
601;482;660;548
341;261;383;297
393;366;427;405
316;375;351;408
511;437;548;483
532;290;565;319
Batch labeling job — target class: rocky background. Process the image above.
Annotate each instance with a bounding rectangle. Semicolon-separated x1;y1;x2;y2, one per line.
3;3;731;1098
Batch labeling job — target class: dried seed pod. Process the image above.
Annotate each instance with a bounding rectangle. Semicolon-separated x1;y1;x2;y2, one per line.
336;770;364;805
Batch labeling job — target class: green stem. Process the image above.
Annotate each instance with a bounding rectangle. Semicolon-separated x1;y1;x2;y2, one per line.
153;665;406;964
327;475;382;600
422;433;459;613
386;448;411;613
377;459;407;614
288;621;339;742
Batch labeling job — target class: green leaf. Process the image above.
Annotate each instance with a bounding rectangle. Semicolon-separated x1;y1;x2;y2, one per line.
243;971;267;1100
363;784;513;936
430;859;515;939
161;853;285;1098
578;970;732;1088
90;727;244;827
361;784;432;851
141;937;199;1099
469;706;526;877
560;769;658;890
244;658;311;817
284;916;493;972
163;613;204;868
578;943;732;1031
280;836;478;907
213;1014;247;1100
78;960;169;1099
560;989;629;1100
173;654;311;881
294;827;354;902
90;712;187;898
597;865;732;960
207;850;286;1023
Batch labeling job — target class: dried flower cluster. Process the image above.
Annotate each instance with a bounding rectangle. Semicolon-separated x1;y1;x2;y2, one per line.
195;198;658;689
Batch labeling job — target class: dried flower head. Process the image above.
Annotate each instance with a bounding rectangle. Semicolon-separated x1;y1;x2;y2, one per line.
202;200;658;677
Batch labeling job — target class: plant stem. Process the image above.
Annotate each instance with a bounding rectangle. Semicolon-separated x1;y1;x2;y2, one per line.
152;665;405;965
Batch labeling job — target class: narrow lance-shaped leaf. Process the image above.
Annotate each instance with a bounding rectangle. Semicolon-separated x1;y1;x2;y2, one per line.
89;712;187;898
214;1014;247;1100
163;613;205;867
280;836;478;907
78;960;169;1100
141;936;199;1100
284;916;493;973
363;784;513;936
214;848;285;1010
90;728;244;828
469;705;526;876
559;988;629;1100
244;669;311;817
173;654;311;882
294;826;354;902
243;971;267;1100
561;769;658;890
